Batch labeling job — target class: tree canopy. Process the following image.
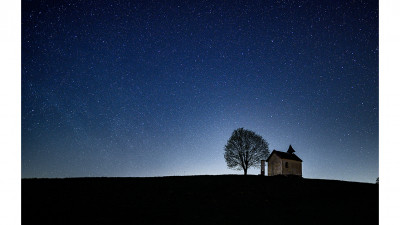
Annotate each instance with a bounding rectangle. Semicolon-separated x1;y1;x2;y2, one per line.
224;128;270;175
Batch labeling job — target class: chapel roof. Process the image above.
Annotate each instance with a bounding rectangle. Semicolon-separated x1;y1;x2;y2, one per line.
266;145;302;162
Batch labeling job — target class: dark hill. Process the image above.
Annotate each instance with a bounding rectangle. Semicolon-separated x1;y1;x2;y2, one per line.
22;175;378;225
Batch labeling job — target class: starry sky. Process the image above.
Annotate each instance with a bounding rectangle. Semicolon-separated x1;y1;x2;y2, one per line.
21;0;378;183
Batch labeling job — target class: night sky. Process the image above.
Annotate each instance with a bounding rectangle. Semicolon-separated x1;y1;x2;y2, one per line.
21;0;378;182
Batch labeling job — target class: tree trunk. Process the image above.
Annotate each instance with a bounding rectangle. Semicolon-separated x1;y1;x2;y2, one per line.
244;168;247;175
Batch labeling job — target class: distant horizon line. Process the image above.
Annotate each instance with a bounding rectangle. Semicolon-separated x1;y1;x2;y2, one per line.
21;174;376;184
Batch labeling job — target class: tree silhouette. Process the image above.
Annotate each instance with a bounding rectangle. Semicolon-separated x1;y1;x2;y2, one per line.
224;128;270;175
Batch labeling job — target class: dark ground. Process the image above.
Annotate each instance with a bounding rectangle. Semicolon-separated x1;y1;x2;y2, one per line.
22;175;378;225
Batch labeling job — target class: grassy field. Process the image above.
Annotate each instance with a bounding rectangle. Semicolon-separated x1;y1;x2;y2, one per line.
22;175;378;225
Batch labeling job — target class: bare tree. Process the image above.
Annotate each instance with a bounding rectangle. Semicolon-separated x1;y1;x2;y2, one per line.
224;128;270;175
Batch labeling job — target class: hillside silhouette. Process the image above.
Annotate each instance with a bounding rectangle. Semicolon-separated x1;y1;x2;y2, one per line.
22;175;378;225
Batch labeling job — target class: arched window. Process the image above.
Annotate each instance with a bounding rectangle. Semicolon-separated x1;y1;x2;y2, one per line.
285;162;289;168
